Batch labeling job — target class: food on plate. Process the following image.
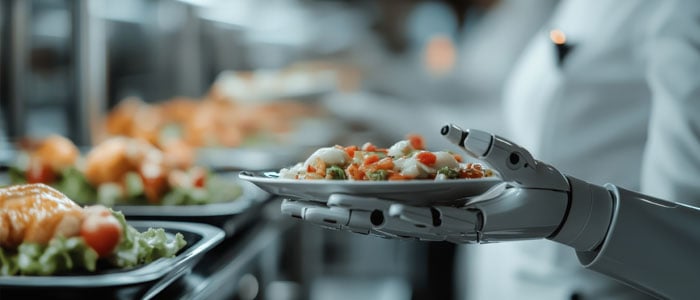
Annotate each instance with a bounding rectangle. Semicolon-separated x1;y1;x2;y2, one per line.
279;134;494;181
104;95;325;150
9;135;242;206
0;184;186;276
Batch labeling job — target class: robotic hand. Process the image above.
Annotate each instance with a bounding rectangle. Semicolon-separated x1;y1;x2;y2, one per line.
279;124;700;299
282;124;613;252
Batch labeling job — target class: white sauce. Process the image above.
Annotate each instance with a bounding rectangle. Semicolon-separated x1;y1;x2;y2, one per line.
394;156;432;179
432;151;459;169
387;140;413;158
303;147;350;167
279;147;350;179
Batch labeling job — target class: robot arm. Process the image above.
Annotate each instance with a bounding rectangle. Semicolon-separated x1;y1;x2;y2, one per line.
574;185;700;300
440;124;611;248
280;124;700;298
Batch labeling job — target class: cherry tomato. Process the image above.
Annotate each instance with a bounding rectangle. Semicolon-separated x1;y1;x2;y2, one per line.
184;167;208;188
416;151;437;166
80;207;123;257
26;159;57;184
407;134;425;150
192;171;206;188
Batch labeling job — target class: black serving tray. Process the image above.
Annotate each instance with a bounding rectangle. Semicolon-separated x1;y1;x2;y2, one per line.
0;221;225;300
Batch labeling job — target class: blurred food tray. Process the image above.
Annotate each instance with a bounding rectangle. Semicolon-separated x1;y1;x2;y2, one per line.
119;173;272;237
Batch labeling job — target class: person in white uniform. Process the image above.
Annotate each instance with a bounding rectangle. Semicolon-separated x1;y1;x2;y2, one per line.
457;0;700;298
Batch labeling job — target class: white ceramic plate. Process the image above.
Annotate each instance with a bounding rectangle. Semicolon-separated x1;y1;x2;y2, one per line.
239;171;502;206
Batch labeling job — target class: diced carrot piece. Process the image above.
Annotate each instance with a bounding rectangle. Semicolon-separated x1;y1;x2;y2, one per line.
307;165;316;173
388;173;413;181
344;145;358;158
452;154;463;163
459;169;484;179
362;142;377;152
305;172;324;180
314;158;327;177
376;157;394;170
346;164;365;180
363;154;380;166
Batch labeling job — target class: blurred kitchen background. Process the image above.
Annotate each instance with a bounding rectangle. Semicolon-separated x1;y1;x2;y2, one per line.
0;0;557;299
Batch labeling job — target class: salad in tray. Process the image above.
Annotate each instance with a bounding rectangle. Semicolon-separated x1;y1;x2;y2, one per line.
8;135;241;206
0;184;186;276
279;134;495;181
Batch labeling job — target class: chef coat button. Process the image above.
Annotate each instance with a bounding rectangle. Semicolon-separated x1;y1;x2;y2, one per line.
550;29;575;66
570;291;582;300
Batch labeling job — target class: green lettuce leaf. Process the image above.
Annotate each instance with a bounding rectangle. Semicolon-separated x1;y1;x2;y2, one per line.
0;236;99;276
54;167;97;205
109;211;187;268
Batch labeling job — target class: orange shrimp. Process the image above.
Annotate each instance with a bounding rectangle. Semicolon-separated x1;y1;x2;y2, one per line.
31;135;80;172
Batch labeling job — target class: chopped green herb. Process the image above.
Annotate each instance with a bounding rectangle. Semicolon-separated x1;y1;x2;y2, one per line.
326;166;347;180
367;169;388;181
437;166;459;179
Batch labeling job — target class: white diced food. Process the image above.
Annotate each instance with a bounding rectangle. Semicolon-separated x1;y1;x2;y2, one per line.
394;156;431;179
432;151;460;169
387;140;414;158
279;163;304;179
303;147;350;167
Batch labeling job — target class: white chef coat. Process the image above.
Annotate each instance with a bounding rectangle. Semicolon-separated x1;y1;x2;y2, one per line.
640;0;700;206
461;0;687;299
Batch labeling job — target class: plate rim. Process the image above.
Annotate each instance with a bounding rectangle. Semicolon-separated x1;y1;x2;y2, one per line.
238;170;502;204
239;170;502;186
114;180;269;217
